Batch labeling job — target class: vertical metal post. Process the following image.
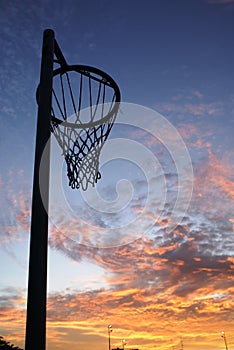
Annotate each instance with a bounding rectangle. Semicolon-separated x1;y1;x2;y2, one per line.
109;332;111;350
25;29;54;350
222;332;229;350
108;325;112;350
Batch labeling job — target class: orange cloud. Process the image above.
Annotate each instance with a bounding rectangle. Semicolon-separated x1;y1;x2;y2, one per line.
1;245;234;350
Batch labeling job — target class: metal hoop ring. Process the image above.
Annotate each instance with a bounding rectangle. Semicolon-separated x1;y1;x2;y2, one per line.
52;65;120;128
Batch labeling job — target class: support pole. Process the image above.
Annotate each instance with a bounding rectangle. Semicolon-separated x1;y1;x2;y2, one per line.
222;332;229;350
25;29;54;350
108;325;112;350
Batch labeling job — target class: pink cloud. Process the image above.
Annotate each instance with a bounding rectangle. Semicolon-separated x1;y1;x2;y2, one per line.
156;101;222;119
192;90;203;99
194;149;234;207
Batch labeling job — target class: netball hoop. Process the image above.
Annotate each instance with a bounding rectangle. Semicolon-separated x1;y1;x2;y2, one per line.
51;65;120;190
25;29;121;350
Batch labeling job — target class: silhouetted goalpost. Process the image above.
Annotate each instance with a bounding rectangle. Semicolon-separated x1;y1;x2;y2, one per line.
25;29;54;350
25;29;120;350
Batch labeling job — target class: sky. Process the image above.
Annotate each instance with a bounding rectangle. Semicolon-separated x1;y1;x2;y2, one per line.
0;0;234;350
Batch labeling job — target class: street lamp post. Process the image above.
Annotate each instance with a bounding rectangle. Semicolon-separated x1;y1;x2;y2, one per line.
221;331;229;350
108;325;112;350
122;339;126;350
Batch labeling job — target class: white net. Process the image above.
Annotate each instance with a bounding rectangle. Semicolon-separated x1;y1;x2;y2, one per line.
51;66;120;190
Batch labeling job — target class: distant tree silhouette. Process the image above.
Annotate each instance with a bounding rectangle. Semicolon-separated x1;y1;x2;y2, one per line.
0;336;23;350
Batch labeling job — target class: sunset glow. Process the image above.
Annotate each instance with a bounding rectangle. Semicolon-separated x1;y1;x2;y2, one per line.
0;0;233;349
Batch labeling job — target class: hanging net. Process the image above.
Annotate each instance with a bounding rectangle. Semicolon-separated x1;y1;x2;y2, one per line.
50;65;121;191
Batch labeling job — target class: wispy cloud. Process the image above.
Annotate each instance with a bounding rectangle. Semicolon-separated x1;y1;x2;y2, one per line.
0;287;26;348
156;101;223;119
0;170;30;246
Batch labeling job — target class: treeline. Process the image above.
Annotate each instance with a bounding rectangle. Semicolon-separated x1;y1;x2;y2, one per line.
0;335;23;349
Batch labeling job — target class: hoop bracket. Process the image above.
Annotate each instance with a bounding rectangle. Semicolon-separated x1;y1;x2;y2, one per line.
54;39;67;67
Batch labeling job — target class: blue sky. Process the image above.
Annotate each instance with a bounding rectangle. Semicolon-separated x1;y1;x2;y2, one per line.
0;1;233;350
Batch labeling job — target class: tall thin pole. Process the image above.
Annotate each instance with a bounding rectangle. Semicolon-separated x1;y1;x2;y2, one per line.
221;331;229;350
108;325;112;350
25;29;54;350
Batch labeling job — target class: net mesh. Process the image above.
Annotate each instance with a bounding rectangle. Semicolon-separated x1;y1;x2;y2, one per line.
51;66;120;190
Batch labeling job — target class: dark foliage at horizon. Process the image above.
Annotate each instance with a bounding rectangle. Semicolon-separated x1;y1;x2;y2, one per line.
0;335;23;350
